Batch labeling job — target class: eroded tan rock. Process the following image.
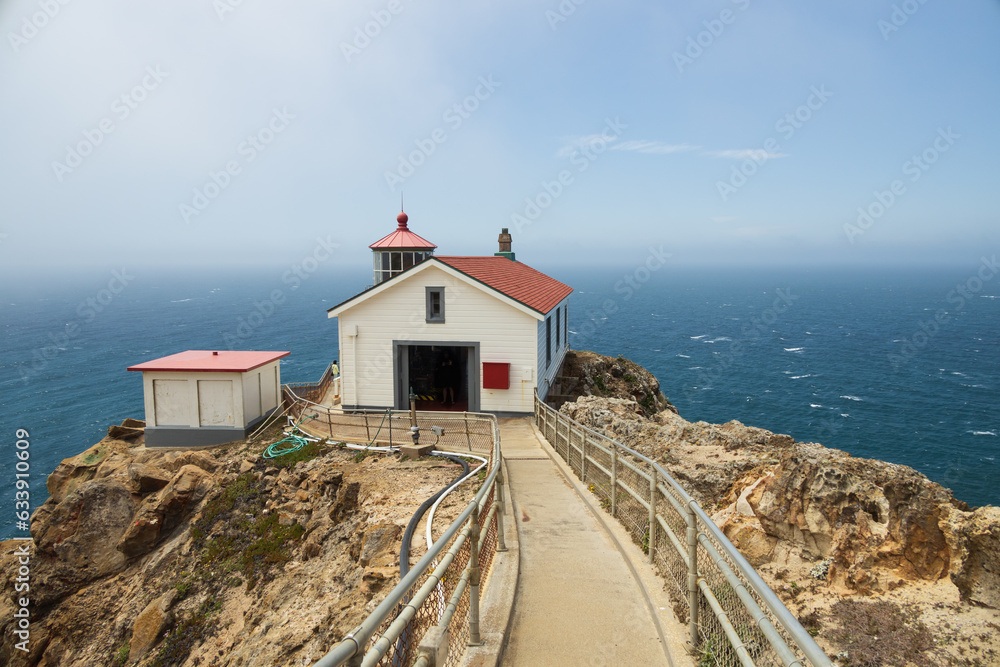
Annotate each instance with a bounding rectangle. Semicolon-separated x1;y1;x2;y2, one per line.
45;441;117;504
4;422;483;667
359;523;402;567
117;464;214;559
128;590;177;660
30;478;136;606
162;450;221;474
558;349;676;416
564;393;997;599
948;505;1000;608
127;462;172;494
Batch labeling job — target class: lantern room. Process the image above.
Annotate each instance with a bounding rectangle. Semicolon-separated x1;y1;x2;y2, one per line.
369;210;437;285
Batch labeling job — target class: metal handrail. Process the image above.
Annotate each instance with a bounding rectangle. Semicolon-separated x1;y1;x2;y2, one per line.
535;395;831;667
283;385;331;411
283;363;337;402
312;413;502;667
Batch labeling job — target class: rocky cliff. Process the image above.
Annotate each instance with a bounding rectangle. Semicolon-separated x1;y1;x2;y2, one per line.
553;349;676;417
0;423;475;667
559;351;1000;666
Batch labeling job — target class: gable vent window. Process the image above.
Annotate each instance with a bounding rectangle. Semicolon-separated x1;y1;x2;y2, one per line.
426;287;445;323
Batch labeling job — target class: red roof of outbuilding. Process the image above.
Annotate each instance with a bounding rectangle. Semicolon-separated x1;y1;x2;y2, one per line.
369;212;437;250
127;350;290;373
435;256;572;315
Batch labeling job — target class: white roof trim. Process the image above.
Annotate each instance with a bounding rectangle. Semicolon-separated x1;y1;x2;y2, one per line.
327;258;546;321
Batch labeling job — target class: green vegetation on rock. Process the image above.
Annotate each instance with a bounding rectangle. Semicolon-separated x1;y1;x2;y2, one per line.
191;472;305;590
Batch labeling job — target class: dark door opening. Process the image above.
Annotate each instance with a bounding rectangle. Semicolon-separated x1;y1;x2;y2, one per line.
405;345;470;412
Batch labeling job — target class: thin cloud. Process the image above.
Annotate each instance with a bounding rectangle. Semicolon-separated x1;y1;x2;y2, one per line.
556;136;698;158
706;149;790;160
611;140;700;154
555;137;786;161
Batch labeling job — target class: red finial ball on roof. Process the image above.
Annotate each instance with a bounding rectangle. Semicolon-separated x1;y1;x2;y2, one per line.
396;211;408;228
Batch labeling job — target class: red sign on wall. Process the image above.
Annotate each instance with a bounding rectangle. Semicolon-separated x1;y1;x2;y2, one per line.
482;362;510;390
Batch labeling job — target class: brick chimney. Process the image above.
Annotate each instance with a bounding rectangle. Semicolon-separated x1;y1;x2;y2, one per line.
495;228;515;261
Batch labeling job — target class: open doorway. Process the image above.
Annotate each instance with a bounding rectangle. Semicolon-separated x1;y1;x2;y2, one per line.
393;341;480;412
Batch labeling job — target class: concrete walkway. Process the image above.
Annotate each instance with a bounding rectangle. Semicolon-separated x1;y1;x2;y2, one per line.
498;418;683;667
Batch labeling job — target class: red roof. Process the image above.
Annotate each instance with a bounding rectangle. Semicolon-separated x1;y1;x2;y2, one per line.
369;213;437;250
127;350;290;373
436;256;572;314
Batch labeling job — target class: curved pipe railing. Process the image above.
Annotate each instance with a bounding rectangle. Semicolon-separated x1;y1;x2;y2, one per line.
313;413;503;667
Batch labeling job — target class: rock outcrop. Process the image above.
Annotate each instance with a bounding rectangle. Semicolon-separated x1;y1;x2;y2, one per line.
947;505;1000;609
562;393;1000;605
0;424;477;667
558;352;1000;664
31;477;136;606
554;349;676;417
128;591;177;662
116;464;215;559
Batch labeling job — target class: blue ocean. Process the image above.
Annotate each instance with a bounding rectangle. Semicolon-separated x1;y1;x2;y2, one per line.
2;264;998;540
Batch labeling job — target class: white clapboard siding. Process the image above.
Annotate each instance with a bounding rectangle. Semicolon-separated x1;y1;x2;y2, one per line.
337;264;540;413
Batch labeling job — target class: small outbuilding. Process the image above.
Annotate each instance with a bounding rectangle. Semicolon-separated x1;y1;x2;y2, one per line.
127;350;290;447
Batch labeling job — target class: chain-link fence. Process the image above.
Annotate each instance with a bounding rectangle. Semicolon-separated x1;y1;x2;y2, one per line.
311;412;503;667
535;396;832;667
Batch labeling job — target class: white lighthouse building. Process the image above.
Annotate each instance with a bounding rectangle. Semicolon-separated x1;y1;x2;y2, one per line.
327;212;571;415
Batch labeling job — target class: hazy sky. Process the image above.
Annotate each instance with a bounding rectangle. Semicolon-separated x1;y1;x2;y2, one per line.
1;1;998;282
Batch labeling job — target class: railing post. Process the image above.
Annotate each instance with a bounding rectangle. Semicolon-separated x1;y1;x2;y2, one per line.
581;433;588;483
566;421;571;468
572;424;580;473
552;415;566;458
559;419;567;458
468;503;483;646
537;397;543;433
495;467;507;553
611;444;618;519
648;468;656;565
571;423;579;472
686;502;699;649
328;410;333;439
